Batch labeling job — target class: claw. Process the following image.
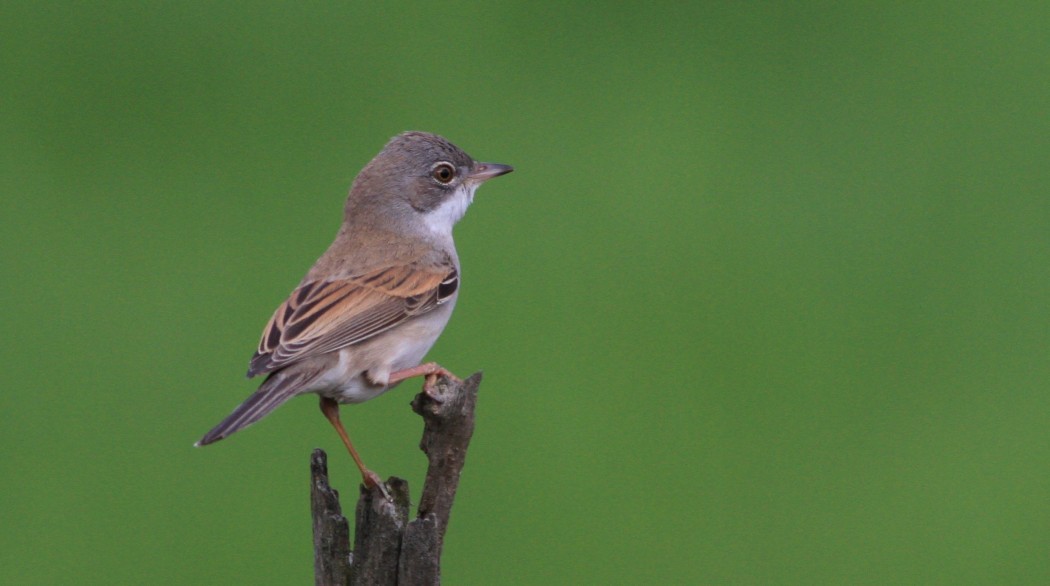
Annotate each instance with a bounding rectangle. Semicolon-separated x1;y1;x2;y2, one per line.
388;362;461;388
362;469;392;501
422;374;447;403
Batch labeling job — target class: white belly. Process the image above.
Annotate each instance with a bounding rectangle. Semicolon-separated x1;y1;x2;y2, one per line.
315;297;456;404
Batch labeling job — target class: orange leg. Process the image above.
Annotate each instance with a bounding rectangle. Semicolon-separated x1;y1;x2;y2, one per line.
387;362;461;393
319;397;388;497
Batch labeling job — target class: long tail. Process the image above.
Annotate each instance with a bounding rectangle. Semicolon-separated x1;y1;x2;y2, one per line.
196;369;317;447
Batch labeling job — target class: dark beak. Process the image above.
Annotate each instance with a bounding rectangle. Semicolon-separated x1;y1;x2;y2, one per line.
469;162;514;182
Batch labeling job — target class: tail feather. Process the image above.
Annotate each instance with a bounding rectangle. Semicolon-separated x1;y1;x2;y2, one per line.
196;370;315;447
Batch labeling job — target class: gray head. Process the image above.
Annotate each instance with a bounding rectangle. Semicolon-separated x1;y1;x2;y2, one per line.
346;131;513;238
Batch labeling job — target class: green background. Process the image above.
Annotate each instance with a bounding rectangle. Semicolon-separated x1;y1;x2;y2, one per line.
3;2;1048;584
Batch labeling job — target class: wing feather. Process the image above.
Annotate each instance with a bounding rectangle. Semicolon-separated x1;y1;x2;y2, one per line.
246;262;458;378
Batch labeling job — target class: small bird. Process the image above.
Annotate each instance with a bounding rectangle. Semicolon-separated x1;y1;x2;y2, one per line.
196;131;512;489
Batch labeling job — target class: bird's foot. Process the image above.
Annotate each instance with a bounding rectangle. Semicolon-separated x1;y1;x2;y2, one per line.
422;373;452;402
388;362;461;390
361;468;391;501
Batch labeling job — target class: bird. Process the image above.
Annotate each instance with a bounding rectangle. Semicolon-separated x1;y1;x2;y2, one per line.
196;131;512;490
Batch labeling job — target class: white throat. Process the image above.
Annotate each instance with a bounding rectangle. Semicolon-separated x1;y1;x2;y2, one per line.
423;183;476;238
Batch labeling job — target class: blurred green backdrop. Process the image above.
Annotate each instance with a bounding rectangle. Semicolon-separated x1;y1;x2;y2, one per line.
3;2;1048;584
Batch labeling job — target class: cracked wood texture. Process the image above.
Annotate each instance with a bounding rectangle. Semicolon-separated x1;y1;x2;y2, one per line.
311;372;482;586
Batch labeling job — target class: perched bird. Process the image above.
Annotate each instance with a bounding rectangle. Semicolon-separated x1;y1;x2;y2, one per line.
196;132;512;489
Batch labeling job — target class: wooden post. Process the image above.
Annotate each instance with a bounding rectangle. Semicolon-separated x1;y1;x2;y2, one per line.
311;373;482;586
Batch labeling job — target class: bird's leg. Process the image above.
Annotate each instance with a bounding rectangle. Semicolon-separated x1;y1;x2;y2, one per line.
387;362;460;399
319;397;389;499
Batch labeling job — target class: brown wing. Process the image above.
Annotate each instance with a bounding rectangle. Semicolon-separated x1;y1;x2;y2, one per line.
246;263;458;377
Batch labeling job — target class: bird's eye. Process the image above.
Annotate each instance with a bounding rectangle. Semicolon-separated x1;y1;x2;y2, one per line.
431;163;456;184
